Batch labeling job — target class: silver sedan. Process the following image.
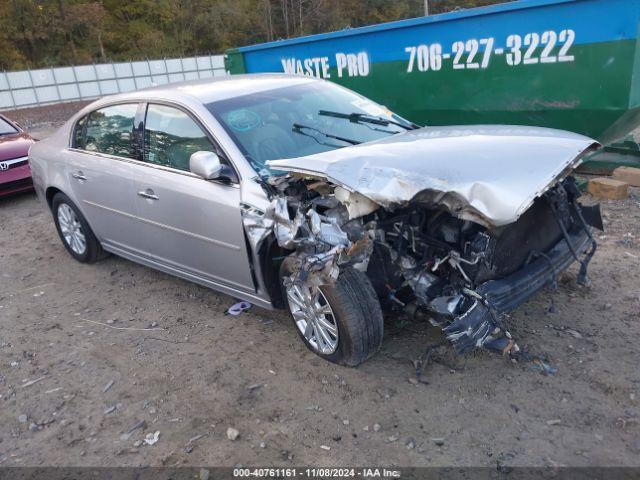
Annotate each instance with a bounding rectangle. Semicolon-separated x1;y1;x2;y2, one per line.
29;74;601;366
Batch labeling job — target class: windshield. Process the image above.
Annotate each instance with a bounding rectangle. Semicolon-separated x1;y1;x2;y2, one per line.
206;81;412;176
0;117;18;135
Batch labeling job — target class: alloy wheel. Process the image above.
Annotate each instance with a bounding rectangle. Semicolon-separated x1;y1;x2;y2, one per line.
57;203;86;255
286;283;339;354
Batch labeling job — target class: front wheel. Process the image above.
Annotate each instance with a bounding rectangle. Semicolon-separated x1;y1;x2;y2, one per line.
281;262;384;366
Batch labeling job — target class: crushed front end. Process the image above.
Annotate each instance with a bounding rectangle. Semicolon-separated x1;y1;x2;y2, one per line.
251;173;602;358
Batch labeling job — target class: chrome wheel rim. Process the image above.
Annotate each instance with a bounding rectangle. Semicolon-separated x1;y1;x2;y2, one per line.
286;283;339;355
57;203;86;255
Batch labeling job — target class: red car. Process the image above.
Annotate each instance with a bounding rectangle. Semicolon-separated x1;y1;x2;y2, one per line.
0;113;35;197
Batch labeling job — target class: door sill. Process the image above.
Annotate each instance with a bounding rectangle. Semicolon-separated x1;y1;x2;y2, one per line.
101;241;275;310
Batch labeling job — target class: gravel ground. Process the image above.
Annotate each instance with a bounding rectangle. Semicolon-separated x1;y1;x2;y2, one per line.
0;104;639;468
2;101;92;140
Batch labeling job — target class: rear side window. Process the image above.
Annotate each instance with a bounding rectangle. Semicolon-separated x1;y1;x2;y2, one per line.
77;104;138;158
143;104;215;171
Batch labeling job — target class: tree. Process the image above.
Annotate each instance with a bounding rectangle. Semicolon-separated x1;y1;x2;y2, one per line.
0;0;509;70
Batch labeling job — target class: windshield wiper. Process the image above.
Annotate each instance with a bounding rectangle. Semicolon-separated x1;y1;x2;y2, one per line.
292;123;361;146
318;110;420;131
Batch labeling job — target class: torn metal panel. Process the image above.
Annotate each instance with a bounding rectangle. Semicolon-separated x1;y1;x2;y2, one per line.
240;202;274;251
267;125;599;227
334;186;380;219
273;197;305;248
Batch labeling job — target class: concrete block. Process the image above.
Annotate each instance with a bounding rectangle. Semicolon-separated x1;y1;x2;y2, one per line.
587;177;629;200
612;166;640;187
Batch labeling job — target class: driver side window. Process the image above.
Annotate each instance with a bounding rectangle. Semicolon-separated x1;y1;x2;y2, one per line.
143;104;215;172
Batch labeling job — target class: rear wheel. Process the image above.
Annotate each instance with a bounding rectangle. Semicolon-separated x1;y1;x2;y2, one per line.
52;192;107;263
281;261;384;366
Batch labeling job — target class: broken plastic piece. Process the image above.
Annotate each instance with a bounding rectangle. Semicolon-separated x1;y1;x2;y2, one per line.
531;358;557;375
227;301;252;316
442;300;496;354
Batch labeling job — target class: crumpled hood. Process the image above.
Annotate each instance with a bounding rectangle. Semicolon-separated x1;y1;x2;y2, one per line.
267;125;599;227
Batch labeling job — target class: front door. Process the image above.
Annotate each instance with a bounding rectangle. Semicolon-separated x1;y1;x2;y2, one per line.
130;103;255;292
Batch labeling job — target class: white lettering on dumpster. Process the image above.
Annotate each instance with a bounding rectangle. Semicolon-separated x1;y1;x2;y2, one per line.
281;51;370;78
281;56;331;77
403;29;575;72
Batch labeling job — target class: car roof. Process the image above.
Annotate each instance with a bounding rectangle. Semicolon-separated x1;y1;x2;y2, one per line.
98;73;318;106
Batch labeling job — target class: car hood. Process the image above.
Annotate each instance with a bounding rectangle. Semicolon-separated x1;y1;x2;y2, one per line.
267;125;599;227
0;132;34;161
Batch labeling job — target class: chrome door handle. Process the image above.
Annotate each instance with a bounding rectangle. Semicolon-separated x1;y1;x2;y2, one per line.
137;189;159;200
72;171;87;181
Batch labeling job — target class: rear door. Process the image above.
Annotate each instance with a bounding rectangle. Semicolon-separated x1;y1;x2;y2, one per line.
66;103;141;251
129;102;255;292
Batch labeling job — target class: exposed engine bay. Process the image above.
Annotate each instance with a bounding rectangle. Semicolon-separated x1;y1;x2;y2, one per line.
245;172;601;357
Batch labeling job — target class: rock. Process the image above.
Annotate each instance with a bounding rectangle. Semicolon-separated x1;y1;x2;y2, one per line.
143;431;160;445
612;166;640;187
566;328;582;339
373;423;381;432
199;469;210;480
432;437;445;446
363;425;369;432
342;419;349;425
320;445;331;451
547;419;562;426
387;433;399;443
133;440;142;447
227;427;240;441
587;178;629;200
405;438;416;450
18;414;28;423
29;422;39;432
259;442;266;449
104;406;116;415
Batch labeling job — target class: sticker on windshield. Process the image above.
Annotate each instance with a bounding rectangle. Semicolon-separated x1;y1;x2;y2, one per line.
350;98;388;118
226;109;261;132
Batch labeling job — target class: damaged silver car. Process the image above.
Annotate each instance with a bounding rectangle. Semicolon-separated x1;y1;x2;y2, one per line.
29;74;603;366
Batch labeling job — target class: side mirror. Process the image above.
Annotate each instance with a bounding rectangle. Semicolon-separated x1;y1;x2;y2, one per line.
190;151;223;180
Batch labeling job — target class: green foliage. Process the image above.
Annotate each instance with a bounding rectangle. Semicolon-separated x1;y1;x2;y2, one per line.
0;0;507;70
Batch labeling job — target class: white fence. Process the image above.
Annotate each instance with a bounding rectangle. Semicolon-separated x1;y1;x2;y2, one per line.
0;55;227;110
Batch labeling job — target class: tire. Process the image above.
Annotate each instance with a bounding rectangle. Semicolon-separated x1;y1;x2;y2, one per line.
52;192;108;264
281;260;384;366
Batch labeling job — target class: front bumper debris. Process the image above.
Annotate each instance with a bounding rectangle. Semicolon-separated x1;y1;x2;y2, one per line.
444;227;592;355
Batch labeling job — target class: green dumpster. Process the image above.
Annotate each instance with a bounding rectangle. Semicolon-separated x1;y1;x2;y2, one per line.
226;0;640;149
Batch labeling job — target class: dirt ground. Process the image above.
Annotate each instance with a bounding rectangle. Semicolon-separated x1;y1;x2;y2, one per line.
1;107;639;468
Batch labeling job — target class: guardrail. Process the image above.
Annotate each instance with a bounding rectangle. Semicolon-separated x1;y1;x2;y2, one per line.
0;55;226;111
